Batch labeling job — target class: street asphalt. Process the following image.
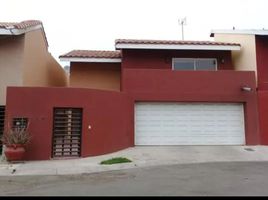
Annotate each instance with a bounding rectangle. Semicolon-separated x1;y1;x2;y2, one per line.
1;161;268;196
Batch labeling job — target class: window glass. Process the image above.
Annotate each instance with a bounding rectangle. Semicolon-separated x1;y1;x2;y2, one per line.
196;59;216;70
173;58;217;71
173;60;195;70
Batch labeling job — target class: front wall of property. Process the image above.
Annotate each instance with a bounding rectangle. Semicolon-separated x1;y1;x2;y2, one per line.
5;87;132;160
255;36;268;90
258;91;268;145
256;36;268;145
122;69;260;145
0;35;24;105
4;69;260;160
122;49;233;70
70;62;121;91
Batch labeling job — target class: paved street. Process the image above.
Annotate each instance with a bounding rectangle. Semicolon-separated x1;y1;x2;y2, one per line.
2;146;268;176
1;161;268;196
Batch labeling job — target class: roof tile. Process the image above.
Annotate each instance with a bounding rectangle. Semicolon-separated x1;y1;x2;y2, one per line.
60;50;122;59
0;20;42;29
115;39;240;46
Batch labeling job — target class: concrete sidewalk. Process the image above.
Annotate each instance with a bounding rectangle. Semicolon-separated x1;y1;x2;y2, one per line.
1;146;268;176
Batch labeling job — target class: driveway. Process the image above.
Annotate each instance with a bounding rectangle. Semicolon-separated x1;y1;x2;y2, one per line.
1;161;268;196
1;146;268;176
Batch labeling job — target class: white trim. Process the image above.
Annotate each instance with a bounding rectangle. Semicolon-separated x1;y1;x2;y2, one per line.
59;57;122;63
211;29;268;36
172;58;218;71
115;43;240;51
0;24;43;35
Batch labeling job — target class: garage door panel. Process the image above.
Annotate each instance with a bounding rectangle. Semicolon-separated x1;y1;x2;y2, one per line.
135;102;245;145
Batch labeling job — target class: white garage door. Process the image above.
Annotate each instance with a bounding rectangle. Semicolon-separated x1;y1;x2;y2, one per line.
135;102;245;145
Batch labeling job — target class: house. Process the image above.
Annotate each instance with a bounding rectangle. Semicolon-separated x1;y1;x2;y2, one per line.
3;37;260;160
211;29;268;145
0;20;68;151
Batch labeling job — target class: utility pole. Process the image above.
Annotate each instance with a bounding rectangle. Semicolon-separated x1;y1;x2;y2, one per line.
178;17;187;40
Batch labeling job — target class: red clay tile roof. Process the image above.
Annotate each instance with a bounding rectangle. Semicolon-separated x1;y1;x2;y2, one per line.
0;20;42;29
0;20;48;47
60;50;122;59
115;39;240;47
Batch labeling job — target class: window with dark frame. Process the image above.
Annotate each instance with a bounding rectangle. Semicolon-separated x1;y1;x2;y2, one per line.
173;58;217;71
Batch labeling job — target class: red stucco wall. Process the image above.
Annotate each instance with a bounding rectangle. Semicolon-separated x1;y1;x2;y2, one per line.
255;36;268;145
258;91;268;145
122;69;260;145
5;87;132;160
122;49;233;70
256;36;268;90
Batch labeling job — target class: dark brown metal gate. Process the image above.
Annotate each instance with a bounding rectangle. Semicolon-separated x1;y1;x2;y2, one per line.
52;108;82;158
0;106;5;153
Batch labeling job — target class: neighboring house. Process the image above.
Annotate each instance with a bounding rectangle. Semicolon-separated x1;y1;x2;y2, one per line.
211;29;268;145
60;50;121;91
3;38;260;160
0;20;68;151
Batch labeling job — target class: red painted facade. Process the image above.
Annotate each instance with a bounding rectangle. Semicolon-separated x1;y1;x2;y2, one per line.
4;49;262;160
122;69;259;145
122;49;233;70
256;36;268;90
6;87;132;160
256;36;268;144
258;91;268;145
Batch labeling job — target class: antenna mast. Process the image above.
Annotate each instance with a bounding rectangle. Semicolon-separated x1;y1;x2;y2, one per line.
178;17;187;40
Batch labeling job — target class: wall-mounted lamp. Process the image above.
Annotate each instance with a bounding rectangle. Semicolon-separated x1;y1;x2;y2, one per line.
241;86;252;92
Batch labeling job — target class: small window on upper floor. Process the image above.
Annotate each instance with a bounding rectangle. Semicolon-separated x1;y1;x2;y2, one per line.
172;58;217;71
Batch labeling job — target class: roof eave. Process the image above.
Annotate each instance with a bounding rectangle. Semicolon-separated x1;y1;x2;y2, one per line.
59;57;122;63
0;24;48;47
0;24;43;35
211;29;268;36
115;43;241;51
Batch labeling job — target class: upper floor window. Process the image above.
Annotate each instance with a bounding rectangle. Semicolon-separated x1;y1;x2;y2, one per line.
172;58;217;71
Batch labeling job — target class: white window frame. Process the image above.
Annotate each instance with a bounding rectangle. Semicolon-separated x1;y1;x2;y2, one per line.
172;58;218;71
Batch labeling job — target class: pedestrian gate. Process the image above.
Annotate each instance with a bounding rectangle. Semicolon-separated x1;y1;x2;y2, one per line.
52;108;82;158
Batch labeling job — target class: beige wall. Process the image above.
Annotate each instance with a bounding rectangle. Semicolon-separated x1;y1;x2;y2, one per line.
0;35;24;105
22;29;68;87
46;53;69;86
214;34;257;74
70;62;121;91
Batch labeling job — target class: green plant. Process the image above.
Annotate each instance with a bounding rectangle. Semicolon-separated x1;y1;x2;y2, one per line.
1;126;31;146
100;157;132;165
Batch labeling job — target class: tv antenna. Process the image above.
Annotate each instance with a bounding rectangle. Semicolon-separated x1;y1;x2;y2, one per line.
178;17;187;40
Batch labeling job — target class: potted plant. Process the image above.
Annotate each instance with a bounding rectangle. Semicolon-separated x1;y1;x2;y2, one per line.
1;124;31;161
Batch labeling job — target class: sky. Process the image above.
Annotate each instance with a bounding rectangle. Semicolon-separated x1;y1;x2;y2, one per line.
1;0;268;67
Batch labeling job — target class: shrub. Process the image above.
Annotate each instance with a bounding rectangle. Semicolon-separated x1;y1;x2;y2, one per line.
100;157;132;165
1;126;31;146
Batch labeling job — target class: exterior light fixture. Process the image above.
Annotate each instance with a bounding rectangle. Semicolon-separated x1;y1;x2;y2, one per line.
241;86;252;92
